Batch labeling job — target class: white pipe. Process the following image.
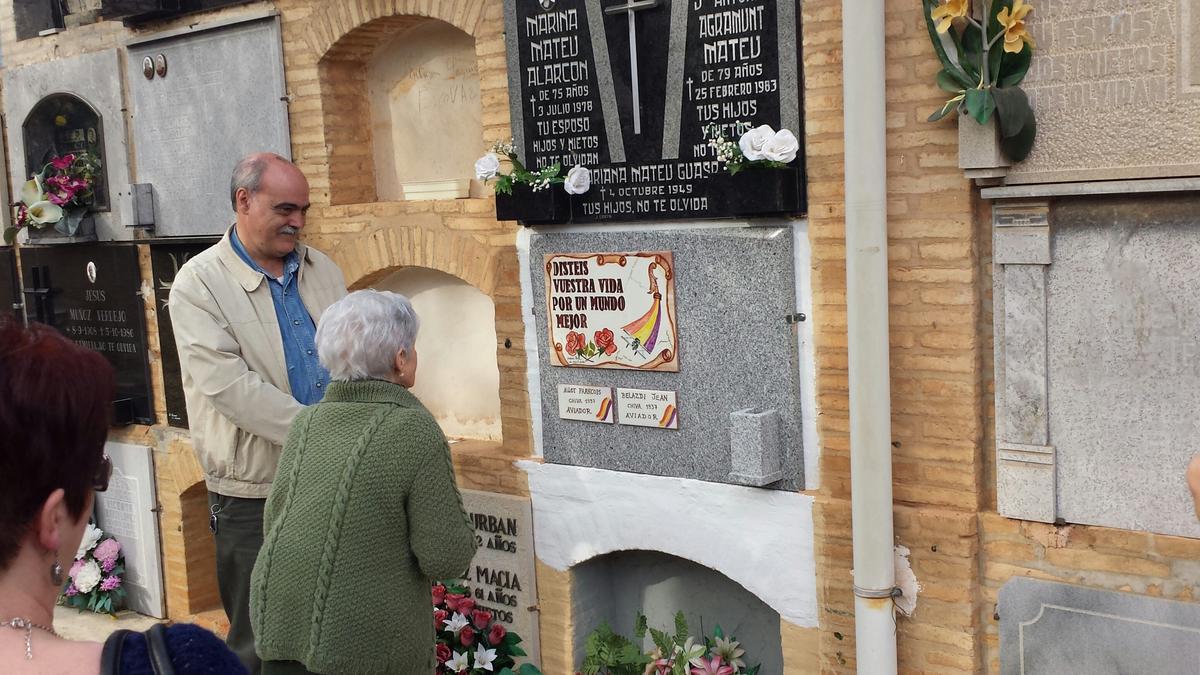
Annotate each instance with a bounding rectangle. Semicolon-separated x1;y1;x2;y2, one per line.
841;0;898;672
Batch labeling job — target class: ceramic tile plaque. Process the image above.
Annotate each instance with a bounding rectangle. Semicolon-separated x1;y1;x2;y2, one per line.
545;251;678;371
458;490;540;667
557;384;615;423
616;388;678;429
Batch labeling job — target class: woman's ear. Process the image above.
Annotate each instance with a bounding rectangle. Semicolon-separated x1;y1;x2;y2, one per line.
394;349;408;376
35;488;68;554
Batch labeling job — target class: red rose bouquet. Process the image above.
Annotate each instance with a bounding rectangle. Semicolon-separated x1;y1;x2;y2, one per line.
433;582;541;675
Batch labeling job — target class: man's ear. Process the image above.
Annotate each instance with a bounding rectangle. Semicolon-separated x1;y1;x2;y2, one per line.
235;187;251;214
35;488;68;554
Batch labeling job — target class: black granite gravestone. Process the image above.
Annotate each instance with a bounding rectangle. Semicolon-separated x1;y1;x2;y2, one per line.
13;0;64;41
504;0;804;223
22;93;109;209
20;244;153;425
0;248;20;321
150;239;217;428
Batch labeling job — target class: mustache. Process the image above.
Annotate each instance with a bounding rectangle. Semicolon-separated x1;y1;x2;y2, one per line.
278;226;299;236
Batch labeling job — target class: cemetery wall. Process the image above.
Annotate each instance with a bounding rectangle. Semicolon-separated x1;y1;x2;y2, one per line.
803;0;990;671
5;0;1194;673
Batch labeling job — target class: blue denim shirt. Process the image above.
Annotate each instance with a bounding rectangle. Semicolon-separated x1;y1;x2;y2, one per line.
230;228;328;405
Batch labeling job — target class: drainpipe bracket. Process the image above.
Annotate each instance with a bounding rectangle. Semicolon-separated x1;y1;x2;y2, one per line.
853;585;902;599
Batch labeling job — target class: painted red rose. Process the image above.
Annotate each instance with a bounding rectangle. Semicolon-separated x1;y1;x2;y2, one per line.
458;598;476;615
472;609;493;630
436;643;451;663
565;331;584;356
594;328;616;355
488;623;507;646
460;625;476;647
444;593;464;611
434;609;448;629
432;584;447;605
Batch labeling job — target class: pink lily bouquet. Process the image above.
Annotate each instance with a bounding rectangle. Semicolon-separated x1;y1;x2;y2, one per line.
61;523;127;615
4;151;102;245
579;613;759;675
432;582;541;675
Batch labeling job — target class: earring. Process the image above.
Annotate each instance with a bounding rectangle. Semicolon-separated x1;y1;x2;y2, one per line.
50;559;63;586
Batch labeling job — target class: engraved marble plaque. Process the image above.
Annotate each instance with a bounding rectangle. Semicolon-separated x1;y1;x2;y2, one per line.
1011;0;1200;184
97;442;165;618
458;490;540;667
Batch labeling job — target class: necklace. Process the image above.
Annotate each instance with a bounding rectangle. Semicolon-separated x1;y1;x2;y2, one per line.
5;617;59;660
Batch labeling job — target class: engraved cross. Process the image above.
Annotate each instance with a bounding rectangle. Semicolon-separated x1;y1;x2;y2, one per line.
605;0;660;135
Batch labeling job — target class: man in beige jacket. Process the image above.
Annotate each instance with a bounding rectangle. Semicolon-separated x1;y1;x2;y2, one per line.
169;153;346;673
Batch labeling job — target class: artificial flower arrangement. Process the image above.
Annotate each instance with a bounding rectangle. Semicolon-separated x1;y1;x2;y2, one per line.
3;151;102;245
705;123;800;175
433;582;541;675
924;0;1037;162
61;523;127;616
578;612;759;675
475;139;591;196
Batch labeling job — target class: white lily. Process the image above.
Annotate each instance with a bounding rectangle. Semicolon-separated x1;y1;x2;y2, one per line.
474;643;498;671
443;611;470;633
446;650;470;672
20;176;44;206
27;201;63;226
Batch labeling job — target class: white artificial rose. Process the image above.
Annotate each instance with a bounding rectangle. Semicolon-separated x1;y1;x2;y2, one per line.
74;560;102;594
563;165;591;195
474;153;501;180
738;124;776;161
76;523;103;559
763;129;799;163
27;201;63;225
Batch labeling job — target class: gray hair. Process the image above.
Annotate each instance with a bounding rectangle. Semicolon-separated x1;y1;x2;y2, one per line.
316;290;420;382
229;153;290;211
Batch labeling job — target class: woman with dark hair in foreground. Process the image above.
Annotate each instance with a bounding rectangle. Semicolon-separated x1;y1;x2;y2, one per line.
0;319;245;673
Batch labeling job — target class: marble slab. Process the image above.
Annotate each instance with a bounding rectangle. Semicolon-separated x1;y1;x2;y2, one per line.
1000;578;1200;675
531;225;803;489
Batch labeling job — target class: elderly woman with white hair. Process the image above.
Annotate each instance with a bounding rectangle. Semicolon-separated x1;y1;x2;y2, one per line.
249;290;477;675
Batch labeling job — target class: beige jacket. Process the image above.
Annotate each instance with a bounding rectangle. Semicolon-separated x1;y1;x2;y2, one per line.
169;228;347;498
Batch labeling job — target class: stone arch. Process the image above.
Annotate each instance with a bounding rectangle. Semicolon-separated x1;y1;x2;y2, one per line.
343;227;498;296
303;0;488;60
308;0;491;205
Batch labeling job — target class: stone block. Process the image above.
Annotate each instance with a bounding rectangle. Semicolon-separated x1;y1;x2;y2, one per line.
729;407;784;487
1000;578;1200;675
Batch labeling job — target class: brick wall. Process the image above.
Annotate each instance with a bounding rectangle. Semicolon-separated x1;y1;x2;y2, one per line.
801;0;988;672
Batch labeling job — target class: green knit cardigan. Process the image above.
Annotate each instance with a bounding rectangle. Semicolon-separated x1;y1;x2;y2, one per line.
250;379;477;674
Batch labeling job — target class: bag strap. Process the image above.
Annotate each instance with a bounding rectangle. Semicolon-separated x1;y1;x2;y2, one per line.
145;623;176;675
99;629;132;675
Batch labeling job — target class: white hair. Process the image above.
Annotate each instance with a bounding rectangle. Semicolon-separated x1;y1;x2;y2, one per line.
316;290;420;382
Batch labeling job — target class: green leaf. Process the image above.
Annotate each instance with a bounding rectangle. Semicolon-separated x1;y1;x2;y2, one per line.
3;227;16;246
516;665;542;675
936;69;966;94
634;613;648;639
999;108;1036;162
673;611;688;641
509;644;527;657
998;45;1032;87
713;625;725;639
964;87;995;125
990;86;1031;138
927;94;964;122
921;0;972;86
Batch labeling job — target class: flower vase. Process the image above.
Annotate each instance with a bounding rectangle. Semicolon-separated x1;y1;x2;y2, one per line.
494;184;572;225
27;214;96;244
958;112;1010;176
717;165;806;217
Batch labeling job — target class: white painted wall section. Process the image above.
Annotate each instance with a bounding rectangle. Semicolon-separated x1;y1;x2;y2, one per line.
518;462;819;627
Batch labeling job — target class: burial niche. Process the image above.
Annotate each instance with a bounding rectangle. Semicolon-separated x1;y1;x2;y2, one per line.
367;20;482;201
22;93;108;209
572;551;784;674
373;267;501;442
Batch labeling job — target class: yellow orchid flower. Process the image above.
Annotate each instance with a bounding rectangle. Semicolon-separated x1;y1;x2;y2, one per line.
931;0;970;34
997;0;1035;54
